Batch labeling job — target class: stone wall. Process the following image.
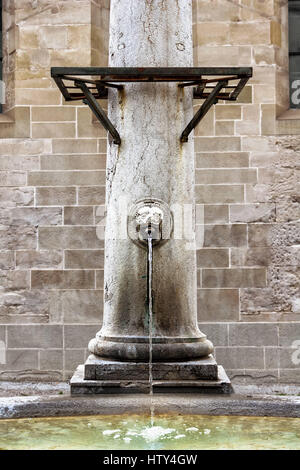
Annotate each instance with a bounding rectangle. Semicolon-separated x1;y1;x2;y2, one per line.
194;0;300;384
0;0;299;384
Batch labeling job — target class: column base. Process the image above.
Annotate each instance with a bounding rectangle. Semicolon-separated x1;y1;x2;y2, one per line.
88;334;214;361
70;356;233;395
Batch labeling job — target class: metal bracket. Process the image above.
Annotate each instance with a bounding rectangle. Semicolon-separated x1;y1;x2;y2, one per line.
180;80;228;143
51;67;252;145
75;81;121;145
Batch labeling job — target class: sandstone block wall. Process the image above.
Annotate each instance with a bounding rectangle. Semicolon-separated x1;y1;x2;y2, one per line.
0;0;299;384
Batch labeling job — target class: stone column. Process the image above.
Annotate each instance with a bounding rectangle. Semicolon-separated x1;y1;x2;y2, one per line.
88;0;213;361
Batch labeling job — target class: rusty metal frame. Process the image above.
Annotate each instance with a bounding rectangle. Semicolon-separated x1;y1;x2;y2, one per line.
51;67;252;144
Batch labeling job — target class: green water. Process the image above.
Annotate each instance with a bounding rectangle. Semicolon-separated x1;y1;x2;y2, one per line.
0;413;300;450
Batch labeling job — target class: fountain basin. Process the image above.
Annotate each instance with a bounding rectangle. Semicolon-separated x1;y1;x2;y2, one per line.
1;412;300;450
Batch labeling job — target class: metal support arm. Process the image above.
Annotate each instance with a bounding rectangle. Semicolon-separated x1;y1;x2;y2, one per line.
180;80;228;143
75;81;121;145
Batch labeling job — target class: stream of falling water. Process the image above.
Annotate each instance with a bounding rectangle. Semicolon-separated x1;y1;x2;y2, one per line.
147;235;155;426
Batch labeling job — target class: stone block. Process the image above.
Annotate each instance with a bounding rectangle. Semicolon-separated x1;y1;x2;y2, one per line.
215;105;241;120
229;22;270;45
196;152;249;169
270;20;281;47
197;323;228;347
253;46;275;66
0;139;49;156
194;45;251;67
0;187;34;208
204;205;229;224
249;152;278;168
197;248;229;267
265;347;279;369
195;185;244;204
39;26;68;49
231;247;271;267
261;104;276;135
39;227;103;249
235;119;260;136
64;325;99;349
0;225;37;250
0;350;38;371
279;324;300;347
52;139;98;154
0;171;26;186
62;290;103;323
84;355;218;381
245;184;273;203
65;349;85;372
15;89;61;106
196;169;257;184
41;154;106;170
0;207;62;226
32;123;76;139
28;171;105;186
65;250;104;269
0;252;15;270
31;270;95;290
67;25;91;49
279;369;300;383
15;3;91;26
78;187;106;205
230;203;276;223
229;323;278;347
0;270;29;291
279;349;300;369
193;22;229;46
40;350;63;371
77;107;107;138
236;86;252;104
0;155;39;171
194;137;241;152
197;289;239;321
7;325;63;349
32;106;75;122
0;290;50;320
36;187;76;206
253;85;275;104
18;27;39;49
96;270;104;289
194;0;240;22
204;224;247;247
0;325;6;343
202;268;267;288
215;347;264;369
248;224;272;247
64;207;94;226
240;287;283;313
16;250;63;269
215;121;235;136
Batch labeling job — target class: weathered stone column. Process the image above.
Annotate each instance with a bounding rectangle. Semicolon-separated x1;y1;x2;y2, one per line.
88;0;213;361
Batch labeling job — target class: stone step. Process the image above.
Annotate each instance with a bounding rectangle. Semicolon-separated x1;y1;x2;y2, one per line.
84;354;218;381
71;364;232;395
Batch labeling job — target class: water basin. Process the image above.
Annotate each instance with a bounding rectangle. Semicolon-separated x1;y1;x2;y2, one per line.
0;413;300;450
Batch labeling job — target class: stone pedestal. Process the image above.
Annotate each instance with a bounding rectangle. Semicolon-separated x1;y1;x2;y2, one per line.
70;357;232;395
